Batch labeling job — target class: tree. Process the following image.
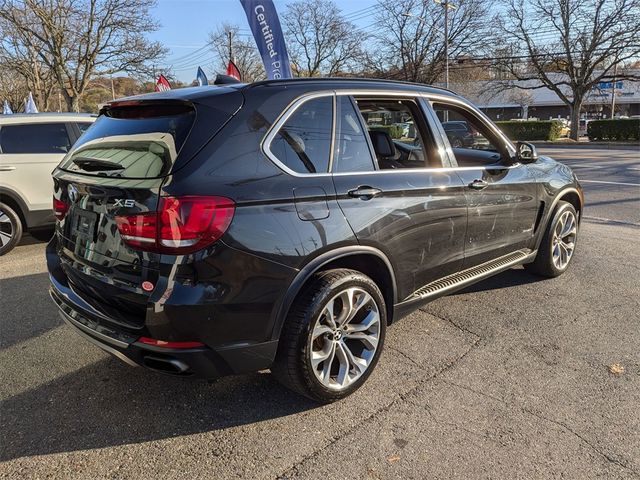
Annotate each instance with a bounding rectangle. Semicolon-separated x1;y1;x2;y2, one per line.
0;0;166;112
508;89;534;119
0;21;59;110
495;0;640;139
208;23;265;82
367;0;490;84
282;0;364;77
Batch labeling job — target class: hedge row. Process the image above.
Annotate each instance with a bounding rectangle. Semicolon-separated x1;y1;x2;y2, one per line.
587;119;640;141
495;120;563;141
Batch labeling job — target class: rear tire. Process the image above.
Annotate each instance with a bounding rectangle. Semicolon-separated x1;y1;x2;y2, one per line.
272;269;386;403
525;201;578;277
0;202;22;256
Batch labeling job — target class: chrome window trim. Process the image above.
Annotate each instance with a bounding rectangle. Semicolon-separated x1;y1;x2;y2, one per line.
262;89;520;178
261;90;335;177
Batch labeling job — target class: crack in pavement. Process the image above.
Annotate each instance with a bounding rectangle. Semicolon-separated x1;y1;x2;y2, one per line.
419;307;483;340
440;379;640;477
277;331;483;479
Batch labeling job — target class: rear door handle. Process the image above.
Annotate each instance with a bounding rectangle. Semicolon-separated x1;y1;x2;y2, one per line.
347;186;382;199
468;179;489;190
0;166;16;171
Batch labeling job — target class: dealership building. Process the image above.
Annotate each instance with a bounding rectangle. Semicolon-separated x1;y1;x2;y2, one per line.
453;73;640;121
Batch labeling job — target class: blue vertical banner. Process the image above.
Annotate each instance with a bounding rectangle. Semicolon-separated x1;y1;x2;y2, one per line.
239;0;292;79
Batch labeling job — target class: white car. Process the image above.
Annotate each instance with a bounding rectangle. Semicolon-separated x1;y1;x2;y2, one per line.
0;113;95;254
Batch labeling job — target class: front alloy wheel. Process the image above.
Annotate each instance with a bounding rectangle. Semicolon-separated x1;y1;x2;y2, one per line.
272;269;387;403
525;201;578;277
551;210;577;270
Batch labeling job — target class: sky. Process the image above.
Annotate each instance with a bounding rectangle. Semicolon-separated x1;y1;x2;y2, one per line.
149;0;379;83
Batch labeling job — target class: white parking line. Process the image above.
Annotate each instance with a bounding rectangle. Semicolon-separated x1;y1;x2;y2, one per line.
580;179;640;187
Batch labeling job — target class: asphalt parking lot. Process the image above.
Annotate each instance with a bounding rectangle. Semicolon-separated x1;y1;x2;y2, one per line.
1;146;639;479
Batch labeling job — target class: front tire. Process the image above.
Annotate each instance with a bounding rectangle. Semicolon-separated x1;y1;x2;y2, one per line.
272;269;387;403
525;201;578;277
0;203;22;256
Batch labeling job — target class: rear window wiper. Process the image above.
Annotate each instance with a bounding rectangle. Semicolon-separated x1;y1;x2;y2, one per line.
72;157;125;172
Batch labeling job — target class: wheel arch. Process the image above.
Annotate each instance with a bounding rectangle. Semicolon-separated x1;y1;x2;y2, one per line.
535;186;583;251
558;189;583;221
0;187;28;229
270;246;398;341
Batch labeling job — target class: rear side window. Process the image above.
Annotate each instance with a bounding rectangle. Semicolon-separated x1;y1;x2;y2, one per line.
0;123;71;154
333;96;375;173
59;104;195;178
268;96;332;174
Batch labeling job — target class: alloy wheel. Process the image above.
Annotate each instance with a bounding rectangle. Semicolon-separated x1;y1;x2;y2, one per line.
552;210;577;270
0;207;15;248
309;287;381;391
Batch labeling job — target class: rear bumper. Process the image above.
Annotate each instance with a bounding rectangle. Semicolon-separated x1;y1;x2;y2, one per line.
49;279;278;379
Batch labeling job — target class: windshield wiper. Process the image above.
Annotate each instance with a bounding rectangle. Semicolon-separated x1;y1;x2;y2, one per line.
72;157;125;172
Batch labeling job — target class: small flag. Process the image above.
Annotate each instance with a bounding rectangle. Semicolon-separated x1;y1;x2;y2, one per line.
155;75;172;92
226;60;241;81
24;92;38;113
2;100;12;115
197;67;209;86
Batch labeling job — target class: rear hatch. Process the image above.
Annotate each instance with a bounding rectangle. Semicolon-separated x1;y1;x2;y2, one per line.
52;91;243;329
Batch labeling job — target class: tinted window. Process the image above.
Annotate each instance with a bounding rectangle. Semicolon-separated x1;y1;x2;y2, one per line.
354;98;441;169
333;96;375;173
269;96;332;174
77;122;93;134
0;123;71;154
59;105;195;178
432;102;505;167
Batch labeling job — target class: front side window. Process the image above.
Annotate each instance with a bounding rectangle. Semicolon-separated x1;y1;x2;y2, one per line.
269;96;332;174
432;102;507;166
0;123;71;154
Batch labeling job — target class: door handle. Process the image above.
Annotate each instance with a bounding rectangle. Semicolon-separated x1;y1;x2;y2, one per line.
0;166;16;171
347;186;382;199
468;179;489;190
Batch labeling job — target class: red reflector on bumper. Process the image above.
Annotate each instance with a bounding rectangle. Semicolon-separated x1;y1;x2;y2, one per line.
138;337;205;349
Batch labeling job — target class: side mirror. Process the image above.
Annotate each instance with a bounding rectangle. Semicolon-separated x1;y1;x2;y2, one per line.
516;141;538;163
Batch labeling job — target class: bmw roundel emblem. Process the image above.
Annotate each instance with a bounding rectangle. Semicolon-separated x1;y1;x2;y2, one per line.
68;184;79;203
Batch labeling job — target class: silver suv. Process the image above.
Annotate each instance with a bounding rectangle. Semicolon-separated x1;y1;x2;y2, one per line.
0;113;95;254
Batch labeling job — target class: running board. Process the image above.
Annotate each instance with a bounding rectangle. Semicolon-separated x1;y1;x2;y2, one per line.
402;249;534;305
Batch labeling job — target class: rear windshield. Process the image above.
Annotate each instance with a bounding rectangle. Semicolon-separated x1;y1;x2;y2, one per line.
59;104;195;178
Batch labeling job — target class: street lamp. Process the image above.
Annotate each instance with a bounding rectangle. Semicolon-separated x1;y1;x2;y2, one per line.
402;0;456;90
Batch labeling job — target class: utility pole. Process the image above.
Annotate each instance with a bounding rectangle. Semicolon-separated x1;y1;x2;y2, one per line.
110;75;116;100
610;64;618;119
444;0;449;91
228;30;234;63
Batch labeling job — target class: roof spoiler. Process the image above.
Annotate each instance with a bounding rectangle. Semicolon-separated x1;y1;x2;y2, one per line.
214;74;241;85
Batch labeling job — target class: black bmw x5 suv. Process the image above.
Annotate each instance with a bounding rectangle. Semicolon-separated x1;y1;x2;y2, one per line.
48;78;583;402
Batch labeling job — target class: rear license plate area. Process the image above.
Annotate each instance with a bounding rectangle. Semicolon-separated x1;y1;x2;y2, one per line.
71;209;98;243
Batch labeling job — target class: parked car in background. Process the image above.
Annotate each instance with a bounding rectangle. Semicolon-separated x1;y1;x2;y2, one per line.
0;113;95;254
47;79;583;402
442;120;490;149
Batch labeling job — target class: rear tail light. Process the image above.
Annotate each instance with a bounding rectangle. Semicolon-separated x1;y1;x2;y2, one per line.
53;197;69;220
115;196;235;254
138;337;205;349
